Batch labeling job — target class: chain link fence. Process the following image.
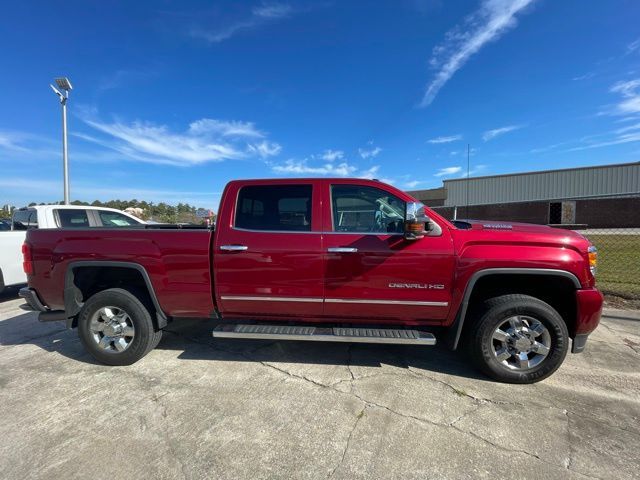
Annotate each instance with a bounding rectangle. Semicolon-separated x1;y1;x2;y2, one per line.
431;193;640;301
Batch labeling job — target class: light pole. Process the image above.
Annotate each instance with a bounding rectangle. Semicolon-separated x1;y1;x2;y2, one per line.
50;77;73;204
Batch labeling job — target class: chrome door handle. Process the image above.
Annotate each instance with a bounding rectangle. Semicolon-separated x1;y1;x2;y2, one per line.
327;247;358;253
220;245;248;251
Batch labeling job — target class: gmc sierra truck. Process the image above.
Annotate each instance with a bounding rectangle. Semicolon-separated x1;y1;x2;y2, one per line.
20;178;603;383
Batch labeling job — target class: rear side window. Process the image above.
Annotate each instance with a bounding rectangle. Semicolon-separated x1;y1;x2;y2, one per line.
98;211;139;227
57;209;90;228
12;209;38;230
235;185;312;232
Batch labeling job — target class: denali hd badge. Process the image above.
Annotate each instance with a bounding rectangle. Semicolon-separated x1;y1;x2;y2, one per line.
388;283;445;290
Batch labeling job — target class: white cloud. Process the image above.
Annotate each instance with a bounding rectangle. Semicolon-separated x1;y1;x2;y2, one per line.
320;149;344;162
420;0;536;107
567;132;640;151
427;134;462;144
610;79;640;115
572;72;595;81
404;180;422;188
252;2;292;18
0;131;29;152
0;130;59;160
188;119;264;138
358;146;382;159
461;164;487;177
434;166;462;177
271;159;358;176
359;165;380;179
190;2;292;43
627;38;640;54
270;158;383;179
482;124;524;141
80;115;279;166
615;122;640;134
247;140;282;158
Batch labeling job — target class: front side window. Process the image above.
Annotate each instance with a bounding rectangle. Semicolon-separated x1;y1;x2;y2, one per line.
57;209;90;228
331;185;405;234
98;211;139;227
235;185;312;231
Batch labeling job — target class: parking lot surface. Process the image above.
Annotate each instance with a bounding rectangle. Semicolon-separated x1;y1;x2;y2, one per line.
1;290;639;480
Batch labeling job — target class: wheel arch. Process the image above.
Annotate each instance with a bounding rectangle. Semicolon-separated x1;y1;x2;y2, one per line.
64;261;167;330
450;268;580;350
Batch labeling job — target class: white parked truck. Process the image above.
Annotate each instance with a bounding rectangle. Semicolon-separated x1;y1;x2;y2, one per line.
0;205;143;291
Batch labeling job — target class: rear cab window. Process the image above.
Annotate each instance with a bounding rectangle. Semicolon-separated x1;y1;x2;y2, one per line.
56;209;90;228
235;185;313;232
12;209;38;230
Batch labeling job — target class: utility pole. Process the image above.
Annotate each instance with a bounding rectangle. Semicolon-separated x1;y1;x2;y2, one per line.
50;77;73;204
466;143;470;218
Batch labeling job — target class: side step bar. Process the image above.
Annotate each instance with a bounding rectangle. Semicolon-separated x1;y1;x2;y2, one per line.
212;324;436;345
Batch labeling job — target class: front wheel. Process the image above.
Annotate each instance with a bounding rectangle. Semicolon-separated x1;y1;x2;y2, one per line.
77;288;162;366
470;294;569;384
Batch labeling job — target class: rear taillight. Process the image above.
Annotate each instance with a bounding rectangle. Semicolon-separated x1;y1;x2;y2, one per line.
22;243;33;275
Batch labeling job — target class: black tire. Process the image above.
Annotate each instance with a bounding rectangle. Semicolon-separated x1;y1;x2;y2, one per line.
469;294;569;384
77;288;162;366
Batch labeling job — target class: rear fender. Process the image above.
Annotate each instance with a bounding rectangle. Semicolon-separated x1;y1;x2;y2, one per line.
64;261;168;329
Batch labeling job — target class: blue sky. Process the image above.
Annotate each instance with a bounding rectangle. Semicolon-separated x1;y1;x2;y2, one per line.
1;0;639;209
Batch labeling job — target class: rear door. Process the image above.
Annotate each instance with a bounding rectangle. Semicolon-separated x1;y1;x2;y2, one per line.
214;181;324;318
322;181;454;322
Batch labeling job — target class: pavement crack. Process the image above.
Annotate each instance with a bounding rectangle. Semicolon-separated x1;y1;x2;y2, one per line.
563;409;574;471
327;406;366;478
406;367;524;406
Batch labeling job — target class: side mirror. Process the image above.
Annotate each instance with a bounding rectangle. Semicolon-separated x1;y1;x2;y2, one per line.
404;202;430;240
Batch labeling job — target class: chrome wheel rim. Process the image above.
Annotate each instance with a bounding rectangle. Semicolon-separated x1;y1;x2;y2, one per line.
491;316;551;371
89;306;135;353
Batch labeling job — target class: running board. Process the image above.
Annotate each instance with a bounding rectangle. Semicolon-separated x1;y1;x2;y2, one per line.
212;324;436;345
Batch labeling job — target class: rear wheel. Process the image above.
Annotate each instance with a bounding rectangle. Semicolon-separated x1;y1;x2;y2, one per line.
470;294;568;384
78;288;162;366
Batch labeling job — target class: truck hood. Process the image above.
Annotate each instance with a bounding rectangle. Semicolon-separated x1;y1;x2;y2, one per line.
453;219;589;244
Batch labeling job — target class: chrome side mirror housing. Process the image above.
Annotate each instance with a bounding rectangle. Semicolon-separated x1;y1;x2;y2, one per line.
404;202;430;240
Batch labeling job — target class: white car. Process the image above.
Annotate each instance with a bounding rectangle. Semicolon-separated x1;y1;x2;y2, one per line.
0;205;144;291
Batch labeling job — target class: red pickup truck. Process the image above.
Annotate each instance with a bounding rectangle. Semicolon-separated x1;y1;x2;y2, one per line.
20;178;603;383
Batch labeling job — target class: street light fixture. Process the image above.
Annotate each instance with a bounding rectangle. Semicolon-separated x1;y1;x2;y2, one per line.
50;77;73;204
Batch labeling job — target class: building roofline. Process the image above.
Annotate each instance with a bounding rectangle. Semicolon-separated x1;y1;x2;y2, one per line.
442;161;640;183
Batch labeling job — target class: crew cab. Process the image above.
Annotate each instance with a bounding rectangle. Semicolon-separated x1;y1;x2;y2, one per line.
21;178;603;383
0;205;143;292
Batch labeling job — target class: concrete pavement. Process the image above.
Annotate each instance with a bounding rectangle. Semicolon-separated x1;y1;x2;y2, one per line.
1;290;639;479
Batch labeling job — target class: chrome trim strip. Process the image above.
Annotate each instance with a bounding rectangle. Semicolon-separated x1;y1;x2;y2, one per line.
220;296;447;306
220;295;323;303
325;298;448;306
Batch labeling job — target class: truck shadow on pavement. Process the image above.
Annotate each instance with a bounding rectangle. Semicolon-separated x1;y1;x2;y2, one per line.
1;307;488;382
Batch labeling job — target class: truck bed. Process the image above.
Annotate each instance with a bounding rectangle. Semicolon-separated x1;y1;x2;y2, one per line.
28;228;215;318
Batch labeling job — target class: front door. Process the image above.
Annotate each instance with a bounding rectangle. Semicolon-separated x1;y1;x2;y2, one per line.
214;182;324;318
323;182;454;323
